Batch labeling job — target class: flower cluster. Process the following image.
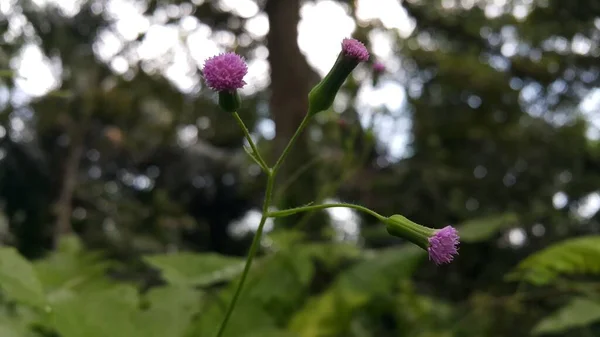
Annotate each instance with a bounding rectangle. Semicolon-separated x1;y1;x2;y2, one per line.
373;61;385;73
202;52;248;92
428;226;460;265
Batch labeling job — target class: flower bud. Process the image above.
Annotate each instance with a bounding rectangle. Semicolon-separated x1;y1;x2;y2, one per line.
385;215;460;265
372;61;385;86
308;38;369;116
202;52;248;113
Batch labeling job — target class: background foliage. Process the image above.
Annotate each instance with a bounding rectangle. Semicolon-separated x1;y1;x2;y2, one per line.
1;0;600;336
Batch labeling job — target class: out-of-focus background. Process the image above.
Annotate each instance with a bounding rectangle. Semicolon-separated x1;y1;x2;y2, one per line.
0;0;600;336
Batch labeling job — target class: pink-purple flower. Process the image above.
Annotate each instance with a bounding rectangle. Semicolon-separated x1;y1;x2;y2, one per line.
384;215;460;266
202;53;248;92
341;38;369;62
373;61;385;73
428;226;460;265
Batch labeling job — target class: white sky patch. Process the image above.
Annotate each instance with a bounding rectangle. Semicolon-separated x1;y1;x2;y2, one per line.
358;81;406;111
298;0;356;76
508;227;526;247
552;191;568;209
245;13;269;38
240;58;270;95
138;24;178;61
187;24;222;66
94;29;125;62
11;44;58;97
106;0;149;40
369;30;396;59
579;88;600;140
324;198;360;243
355;0;415;37
219;0;259;19
357;81;410;159
575;192;600;220
229;209;274;237
30;0;81;16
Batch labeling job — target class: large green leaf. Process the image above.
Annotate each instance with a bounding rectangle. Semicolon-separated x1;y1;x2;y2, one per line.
289;246;425;337
144;285;203;314
244;329;298;337
138;286;203;337
532;298;600;335
51;285;140;337
297;242;362;269
239;249;315;323
185;297;277;337
507;236;600;285
244;250;314;301
0;323;23;337
34;235;115;302
0;312;35;337
51;283;204;337
336;246;425;295
143;252;245;287
0;248;46;309
185;247;323;337
458;213;518;243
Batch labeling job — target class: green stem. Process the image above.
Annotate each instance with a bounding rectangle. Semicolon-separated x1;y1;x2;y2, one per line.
215;113;312;337
215;171;274;337
268;203;386;222
232;112;269;172
273;114;311;173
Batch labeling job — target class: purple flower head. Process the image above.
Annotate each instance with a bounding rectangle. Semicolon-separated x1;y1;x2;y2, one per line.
373;61;385;73
428;226;460;265
202;53;248;92
341;38;369;62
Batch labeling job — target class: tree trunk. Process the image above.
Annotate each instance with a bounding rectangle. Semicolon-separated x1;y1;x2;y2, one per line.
265;0;328;234
53;128;84;247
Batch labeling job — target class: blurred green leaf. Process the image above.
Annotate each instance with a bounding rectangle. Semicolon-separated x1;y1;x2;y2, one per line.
34;235;115;302
458;213;518;243
532;298;600;335
0;323;23;337
143;252;245;287
0;312;34;337
51;285;140;337
507;236;600;285
138;286;203;337
0;69;13;78
298;242;362;269
144;285;203;314
0;248;46;309
244;329;298;337
242;250;314;323
289;246;425;337
186;298;276;337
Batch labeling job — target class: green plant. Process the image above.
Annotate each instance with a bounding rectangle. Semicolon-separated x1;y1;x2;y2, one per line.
201;41;461;337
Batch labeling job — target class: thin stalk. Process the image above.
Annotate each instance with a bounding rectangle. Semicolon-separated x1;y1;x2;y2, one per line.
232;112;269;172
268;202;386;222
215;112;312;337
215;171;274;337
273;113;311;173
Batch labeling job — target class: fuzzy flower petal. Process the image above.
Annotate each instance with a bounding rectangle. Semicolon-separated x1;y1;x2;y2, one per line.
202;53;248;91
373;61;385;73
428;226;460;265
342;38;369;62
